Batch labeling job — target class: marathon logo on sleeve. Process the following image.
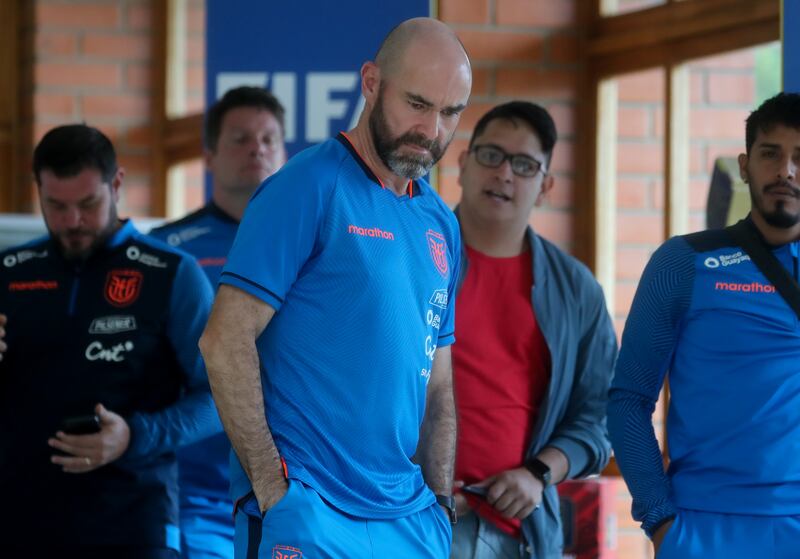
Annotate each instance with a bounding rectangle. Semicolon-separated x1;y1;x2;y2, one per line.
9;280;58;291
89;315;138;334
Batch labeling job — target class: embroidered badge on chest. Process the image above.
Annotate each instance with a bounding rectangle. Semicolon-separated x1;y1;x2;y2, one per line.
426;229;448;277
105;269;143;307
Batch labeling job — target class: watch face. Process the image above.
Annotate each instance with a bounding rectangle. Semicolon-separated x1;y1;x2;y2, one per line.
527;458;552;485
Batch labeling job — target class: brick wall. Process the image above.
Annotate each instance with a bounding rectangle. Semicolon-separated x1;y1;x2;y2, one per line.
438;0;581;250
30;0;155;217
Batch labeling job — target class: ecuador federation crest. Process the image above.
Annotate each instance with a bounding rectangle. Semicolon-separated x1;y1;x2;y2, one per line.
426;229;448;277
105;269;143;307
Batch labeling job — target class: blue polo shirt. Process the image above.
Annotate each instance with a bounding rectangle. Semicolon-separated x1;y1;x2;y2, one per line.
220;133;461;518
609;219;800;535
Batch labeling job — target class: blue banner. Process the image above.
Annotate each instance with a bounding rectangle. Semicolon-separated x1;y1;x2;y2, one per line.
206;1;432;156
784;0;800;92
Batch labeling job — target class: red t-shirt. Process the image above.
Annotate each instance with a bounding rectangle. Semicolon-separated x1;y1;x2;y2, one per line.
453;245;551;538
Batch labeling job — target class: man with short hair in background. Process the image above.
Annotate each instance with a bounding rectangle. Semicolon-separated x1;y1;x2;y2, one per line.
0;124;218;559
450;101;617;559
150;86;287;559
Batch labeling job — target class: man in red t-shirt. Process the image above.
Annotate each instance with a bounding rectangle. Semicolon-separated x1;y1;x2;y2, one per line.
450;102;617;559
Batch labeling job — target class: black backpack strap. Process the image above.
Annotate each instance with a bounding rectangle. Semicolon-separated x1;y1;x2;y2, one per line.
727;218;800;320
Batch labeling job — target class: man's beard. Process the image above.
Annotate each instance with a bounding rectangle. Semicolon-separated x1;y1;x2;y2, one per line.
751;178;800;229
369;91;449;180
53;209;119;262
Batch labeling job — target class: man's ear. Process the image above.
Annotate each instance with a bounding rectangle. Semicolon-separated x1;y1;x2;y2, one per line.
361;61;381;104
534;174;555;207
110;167;125;203
737;153;749;183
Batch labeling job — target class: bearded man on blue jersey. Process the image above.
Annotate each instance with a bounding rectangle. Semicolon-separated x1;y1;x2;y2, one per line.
609;92;800;559
199;17;470;559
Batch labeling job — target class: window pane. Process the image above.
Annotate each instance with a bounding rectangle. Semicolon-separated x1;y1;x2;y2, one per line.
686;42;781;233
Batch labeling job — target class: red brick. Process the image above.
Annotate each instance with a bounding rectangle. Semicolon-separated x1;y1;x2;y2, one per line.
119;153;152;177
35;62;121;88
187;66;205;91
617;68;665;102
82;94;150;118
125;125;153;150
185;95;206;114
689;177;711;211
437;172;461;207
617;212;664;244
36;31;78;56
550;138;574;173
617;142;664;174
530;209;572;245
615;490;640;530
186;36;205;64
653;106;664;138
707;73;756;105
690;108;750;139
693;48;755;70
458;102;498;134
126;2;151;30
495;67;577;100
549;32;579;65
690;143;705;174
618;106;650;138
125;63;151;90
82;33;151;60
458;29;544;63
690;69;706;104
37;2;120;29
616;246;650;280
34;93;76;118
651;178;664;210
470;67;490;97
440;137;470;172
546;176;573;209
187;0;205;34
615;281;638;315
497;0;576;28
548;103;574;137
439;0;489;24
617;530;651;559
706;144;745;174
617;178;648;209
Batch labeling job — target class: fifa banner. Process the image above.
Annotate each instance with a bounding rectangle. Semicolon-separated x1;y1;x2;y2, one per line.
784;0;800;92
206;0;432;158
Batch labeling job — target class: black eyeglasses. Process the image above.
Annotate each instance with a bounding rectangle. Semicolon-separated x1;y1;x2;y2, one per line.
470;144;545;178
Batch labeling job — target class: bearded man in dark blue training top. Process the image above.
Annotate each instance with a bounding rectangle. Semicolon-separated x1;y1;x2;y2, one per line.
609;92;800;559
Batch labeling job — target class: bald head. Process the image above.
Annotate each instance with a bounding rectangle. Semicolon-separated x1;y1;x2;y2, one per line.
375;17;470;81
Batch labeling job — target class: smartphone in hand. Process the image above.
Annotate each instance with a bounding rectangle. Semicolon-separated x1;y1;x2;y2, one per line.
461;484;488;497
61;414;101;435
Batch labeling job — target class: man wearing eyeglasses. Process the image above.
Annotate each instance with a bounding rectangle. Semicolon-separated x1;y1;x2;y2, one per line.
450;101;617;559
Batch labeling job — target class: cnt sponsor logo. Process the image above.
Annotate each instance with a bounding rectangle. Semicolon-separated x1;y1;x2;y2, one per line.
89;315;137;334
426;229;448;277
85;340;134;362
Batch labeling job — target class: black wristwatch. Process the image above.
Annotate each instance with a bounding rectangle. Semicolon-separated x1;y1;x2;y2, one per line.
525;457;552;487
436;494;457;525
